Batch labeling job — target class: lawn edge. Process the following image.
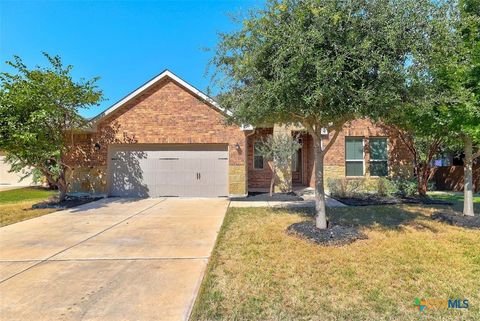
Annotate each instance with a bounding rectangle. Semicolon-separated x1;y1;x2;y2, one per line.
189;204;238;321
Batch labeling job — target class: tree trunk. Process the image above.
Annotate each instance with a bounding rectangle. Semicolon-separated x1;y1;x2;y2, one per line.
313;134;328;229
58;187;67;202
57;172;68;202
270;163;275;197
463;135;475;216
417;163;429;197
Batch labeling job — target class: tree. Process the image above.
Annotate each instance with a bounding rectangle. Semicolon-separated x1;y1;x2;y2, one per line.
381;0;479;202
211;0;425;229
382;110;447;197
0;53;102;201
454;0;480;216
255;133;302;196
408;0;480;214
382;69;451;197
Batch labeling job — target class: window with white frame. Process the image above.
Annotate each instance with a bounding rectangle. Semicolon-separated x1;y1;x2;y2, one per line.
253;142;264;169
345;137;364;176
369;137;388;176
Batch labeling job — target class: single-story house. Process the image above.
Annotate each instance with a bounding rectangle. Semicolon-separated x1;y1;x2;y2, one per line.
63;70;473;197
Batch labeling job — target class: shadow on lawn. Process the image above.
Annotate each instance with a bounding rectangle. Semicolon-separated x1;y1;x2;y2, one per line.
274;205;441;232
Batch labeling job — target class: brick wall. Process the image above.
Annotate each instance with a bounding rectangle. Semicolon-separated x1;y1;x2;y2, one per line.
66;77;247;196
246;128;274;189
316;118;413;187
246;119;413;189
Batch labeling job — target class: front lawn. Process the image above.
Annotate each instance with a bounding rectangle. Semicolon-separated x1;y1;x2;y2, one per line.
192;202;480;321
0;187;57;227
428;191;480;203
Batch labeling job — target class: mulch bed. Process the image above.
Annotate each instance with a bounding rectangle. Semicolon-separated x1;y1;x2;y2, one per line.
431;212;480;229
231;192;304;202
334;195;453;206
287;221;368;246
32;196;102;209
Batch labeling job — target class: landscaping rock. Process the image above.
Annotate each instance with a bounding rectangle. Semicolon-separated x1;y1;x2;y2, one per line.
287;221;367;246
32;196;102;209
231;192;303;202
431;212;480;229
334;195;453;206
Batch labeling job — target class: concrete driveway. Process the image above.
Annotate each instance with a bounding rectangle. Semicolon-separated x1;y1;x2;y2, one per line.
0;185;25;192
0;198;228;321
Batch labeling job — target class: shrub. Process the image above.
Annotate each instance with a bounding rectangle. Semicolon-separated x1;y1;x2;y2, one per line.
327;178;364;198
391;178;435;197
376;178;398;197
328;177;435;198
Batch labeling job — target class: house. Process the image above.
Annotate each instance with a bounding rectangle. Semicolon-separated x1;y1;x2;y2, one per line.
65;70;417;198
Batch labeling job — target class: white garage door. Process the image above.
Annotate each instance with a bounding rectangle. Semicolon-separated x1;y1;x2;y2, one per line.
109;145;229;198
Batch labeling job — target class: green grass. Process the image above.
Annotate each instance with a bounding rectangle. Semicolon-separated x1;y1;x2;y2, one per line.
428;191;480;203
0;187;57;226
192;201;480;321
0;187;56;204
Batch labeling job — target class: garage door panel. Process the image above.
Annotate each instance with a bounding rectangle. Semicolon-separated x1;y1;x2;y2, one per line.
109;145;228;198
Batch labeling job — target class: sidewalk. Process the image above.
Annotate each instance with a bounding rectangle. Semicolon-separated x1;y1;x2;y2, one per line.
230;195;346;208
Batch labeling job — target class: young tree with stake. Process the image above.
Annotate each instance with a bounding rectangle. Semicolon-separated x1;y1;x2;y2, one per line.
255;133;302;196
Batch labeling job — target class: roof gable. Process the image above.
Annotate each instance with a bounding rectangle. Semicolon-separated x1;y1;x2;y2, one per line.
91;70;232;122
89;70;252;131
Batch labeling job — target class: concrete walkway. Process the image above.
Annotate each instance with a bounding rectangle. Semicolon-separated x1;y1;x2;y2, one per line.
0;197;228;321
230;195;346;208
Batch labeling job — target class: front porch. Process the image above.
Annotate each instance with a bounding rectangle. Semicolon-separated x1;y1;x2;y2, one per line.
247;128;315;192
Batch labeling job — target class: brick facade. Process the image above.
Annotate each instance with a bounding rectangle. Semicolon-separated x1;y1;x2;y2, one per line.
66;77;247;196
246;128;274;189
64;73;416;196
246;119;413;189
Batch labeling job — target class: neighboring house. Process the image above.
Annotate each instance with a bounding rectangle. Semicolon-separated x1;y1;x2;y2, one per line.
64;70;423;197
0;151;33;186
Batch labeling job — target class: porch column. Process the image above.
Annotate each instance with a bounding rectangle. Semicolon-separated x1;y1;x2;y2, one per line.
273;124;293;193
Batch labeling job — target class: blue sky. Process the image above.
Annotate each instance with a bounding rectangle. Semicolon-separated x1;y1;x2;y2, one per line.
0;0;263;118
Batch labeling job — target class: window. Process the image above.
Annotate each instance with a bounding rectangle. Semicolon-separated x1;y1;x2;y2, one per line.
253;143;264;169
369;137;388;176
345;137;364;176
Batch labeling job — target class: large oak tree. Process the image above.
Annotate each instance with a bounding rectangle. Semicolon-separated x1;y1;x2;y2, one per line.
211;0;428;229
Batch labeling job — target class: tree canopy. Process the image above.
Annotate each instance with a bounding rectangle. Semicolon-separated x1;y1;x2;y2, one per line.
0;53;103;199
211;0;432;228
212;0;429;129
